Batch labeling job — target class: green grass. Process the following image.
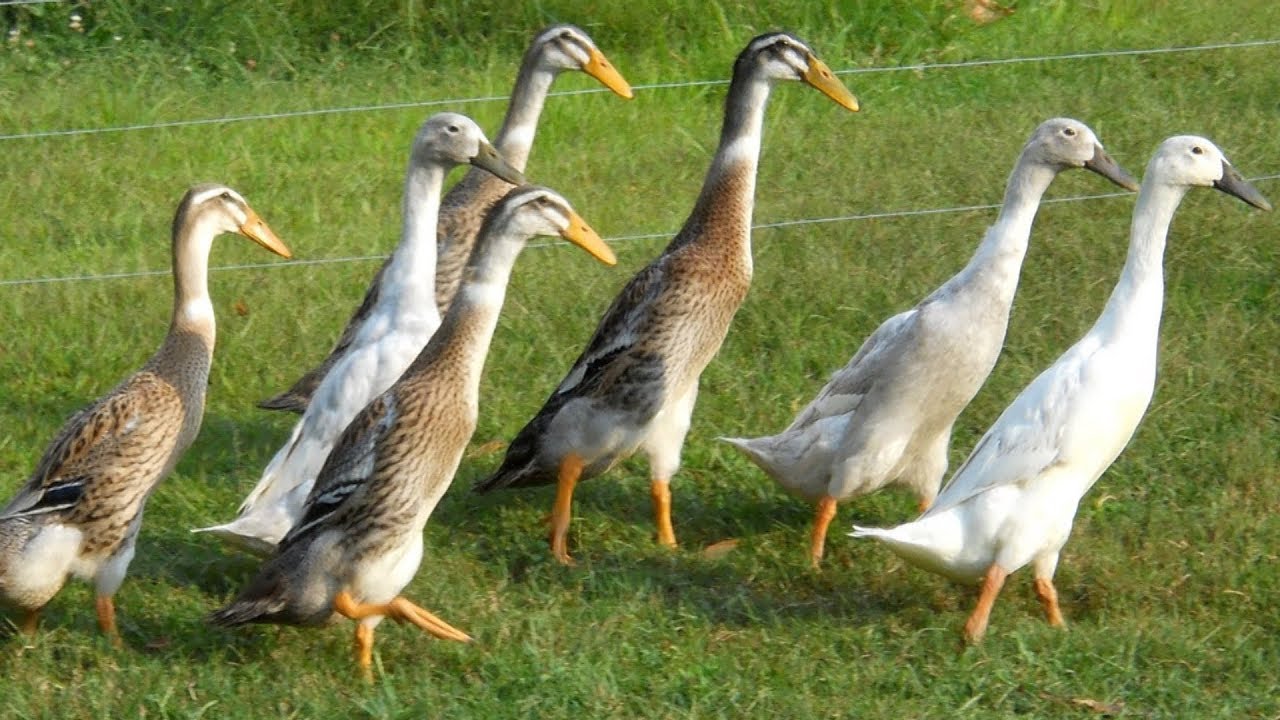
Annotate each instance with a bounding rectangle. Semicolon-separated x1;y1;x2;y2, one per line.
2;1;1280;717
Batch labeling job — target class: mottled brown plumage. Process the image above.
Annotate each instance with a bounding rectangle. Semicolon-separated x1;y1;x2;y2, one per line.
258;24;631;414
210;186;614;675
474;32;859;565
0;184;290;640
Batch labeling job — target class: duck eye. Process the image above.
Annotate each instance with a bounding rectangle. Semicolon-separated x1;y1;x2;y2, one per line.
220;191;232;201
1191;146;1204;155
1063;127;1076;137
447;125;459;133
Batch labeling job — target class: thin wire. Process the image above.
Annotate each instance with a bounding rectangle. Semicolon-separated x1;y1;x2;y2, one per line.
5;174;1276;288
0;0;63;6
2;37;1277;142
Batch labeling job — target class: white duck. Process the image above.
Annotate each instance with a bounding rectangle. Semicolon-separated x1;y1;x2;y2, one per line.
722;119;1138;568
852;135;1271;643
195;114;524;553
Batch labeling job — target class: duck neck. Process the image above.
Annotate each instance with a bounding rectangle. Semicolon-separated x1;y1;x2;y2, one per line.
151;209;218;413
673;70;772;260
381;161;446;311
953;157;1057;299
1093;180;1183;342
493;59;556;172
406;231;522;398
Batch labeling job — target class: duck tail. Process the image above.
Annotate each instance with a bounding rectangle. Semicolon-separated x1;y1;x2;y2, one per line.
207;596;286;627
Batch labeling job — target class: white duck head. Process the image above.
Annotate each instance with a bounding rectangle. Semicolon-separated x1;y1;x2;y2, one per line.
1144;135;1272;210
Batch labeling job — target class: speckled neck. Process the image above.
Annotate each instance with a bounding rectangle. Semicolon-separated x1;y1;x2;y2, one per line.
494;55;557;171
669;68;772;260
406;226;524;401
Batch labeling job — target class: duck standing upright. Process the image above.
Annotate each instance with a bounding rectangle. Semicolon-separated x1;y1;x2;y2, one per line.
473;32;859;565
196;114;525;553
853;136;1271;642
210;186;616;676
258;24;632;414
723;119;1139;567
0;185;290;640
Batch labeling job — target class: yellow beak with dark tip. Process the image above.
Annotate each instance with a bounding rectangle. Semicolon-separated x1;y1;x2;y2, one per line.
238;210;292;259
561;211;617;266
584;47;634;100
802;56;859;112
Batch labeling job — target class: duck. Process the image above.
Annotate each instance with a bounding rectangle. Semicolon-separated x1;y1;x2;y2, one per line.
209;186;616;676
721;118;1139;568
195;113;525;554
0;185;291;641
257;24;632;414
472;32;859;565
852;135;1271;643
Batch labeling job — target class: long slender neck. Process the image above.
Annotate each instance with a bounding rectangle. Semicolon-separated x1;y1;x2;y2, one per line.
493;60;556;171
949;156;1057;297
161;213;217;364
673;72;772;251
1091;180;1184;342
405;231;523;394
381;161;448;304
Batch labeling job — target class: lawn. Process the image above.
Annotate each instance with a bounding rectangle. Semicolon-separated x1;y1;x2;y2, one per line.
1;1;1278;717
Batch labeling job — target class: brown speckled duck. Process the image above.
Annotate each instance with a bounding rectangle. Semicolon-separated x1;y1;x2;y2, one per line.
258;24;632;414
0;185;290;641
209;186;615;675
472;32;859;565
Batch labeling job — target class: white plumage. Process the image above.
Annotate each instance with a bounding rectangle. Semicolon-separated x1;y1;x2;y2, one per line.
853;135;1272;643
723;118;1139;567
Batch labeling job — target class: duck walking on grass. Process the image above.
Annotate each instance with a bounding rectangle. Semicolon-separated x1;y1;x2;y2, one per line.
722;118;1139;568
852;136;1271;643
0;185;290;641
473;32;859;565
195;114;525;554
209;186;616;676
258;24;632;414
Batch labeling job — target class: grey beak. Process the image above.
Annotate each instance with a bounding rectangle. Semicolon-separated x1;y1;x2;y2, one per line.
470;141;526;186
1213;161;1272;211
1083;144;1140;192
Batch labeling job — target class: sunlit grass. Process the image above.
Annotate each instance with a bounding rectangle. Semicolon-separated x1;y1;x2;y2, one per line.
1;1;1279;717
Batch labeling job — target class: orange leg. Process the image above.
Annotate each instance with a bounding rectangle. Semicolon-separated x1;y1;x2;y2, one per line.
916;496;933;514
550;454;584;566
810;494;838;568
354;623;375;679
95;595;122;647
962;564;1008;644
333;591;471;643
650;480;678;549
1034;577;1066;628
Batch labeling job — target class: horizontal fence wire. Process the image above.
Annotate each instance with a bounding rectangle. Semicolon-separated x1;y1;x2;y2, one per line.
4;174;1277;289
2;37;1278;142
0;0;64;6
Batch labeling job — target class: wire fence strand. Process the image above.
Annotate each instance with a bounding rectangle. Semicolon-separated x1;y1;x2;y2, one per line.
4;174;1276;289
3;37;1277;142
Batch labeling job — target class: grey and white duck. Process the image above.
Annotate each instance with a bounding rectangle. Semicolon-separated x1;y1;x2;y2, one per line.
722;118;1139;567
